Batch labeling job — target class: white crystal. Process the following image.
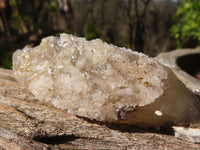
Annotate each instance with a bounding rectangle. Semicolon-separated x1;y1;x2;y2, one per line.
155;110;163;116
173;126;200;143
12;34;200;127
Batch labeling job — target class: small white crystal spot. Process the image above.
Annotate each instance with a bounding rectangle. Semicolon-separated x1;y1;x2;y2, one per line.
155;110;163;116
50;43;54;47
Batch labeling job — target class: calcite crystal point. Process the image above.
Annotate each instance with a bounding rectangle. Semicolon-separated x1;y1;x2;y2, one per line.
12;34;200;127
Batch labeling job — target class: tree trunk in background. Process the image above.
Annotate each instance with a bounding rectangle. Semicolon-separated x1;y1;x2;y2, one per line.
66;0;74;30
0;0;13;51
127;0;134;50
126;0;150;52
134;0;150;52
100;0;105;29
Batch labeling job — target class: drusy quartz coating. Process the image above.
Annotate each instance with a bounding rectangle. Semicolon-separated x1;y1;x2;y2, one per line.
13;34;200;127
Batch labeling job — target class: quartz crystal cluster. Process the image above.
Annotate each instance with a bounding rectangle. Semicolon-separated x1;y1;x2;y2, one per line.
13;34;200;127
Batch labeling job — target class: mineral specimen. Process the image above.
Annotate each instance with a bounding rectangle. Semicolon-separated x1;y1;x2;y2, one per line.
12;34;200;127
173;126;200;143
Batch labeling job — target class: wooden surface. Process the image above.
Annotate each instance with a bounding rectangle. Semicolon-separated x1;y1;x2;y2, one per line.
0;68;200;149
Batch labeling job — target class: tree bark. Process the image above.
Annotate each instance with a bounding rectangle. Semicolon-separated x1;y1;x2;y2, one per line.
0;68;199;149
125;0;150;52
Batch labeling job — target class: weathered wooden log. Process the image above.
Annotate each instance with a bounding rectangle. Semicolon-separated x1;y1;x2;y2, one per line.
0;68;200;149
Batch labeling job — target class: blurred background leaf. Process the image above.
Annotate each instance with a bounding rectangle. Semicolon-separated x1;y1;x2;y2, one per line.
171;0;200;48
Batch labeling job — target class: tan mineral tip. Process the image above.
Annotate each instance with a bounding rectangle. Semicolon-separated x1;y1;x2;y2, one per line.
12;33;200;127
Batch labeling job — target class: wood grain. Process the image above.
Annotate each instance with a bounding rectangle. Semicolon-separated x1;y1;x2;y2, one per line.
0;68;199;149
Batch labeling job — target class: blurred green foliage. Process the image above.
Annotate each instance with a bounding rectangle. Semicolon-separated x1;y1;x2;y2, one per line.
86;23;110;43
11;12;19;20
171;0;200;48
86;23;102;40
103;37;110;43
49;2;58;12
2;52;13;69
10;0;21;5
